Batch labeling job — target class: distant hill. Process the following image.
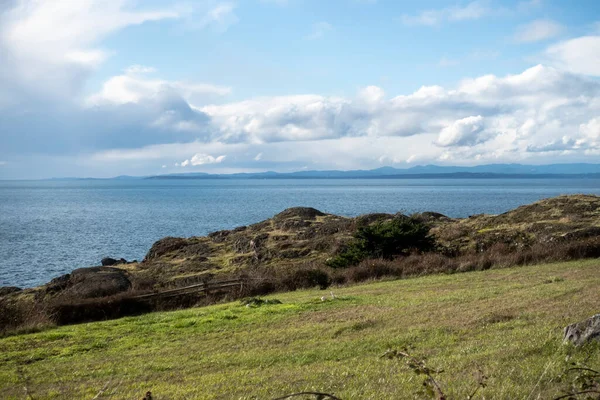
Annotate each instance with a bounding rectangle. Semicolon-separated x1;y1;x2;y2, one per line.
146;163;600;180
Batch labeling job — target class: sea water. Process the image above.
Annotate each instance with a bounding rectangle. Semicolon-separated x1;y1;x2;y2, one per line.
1;178;599;287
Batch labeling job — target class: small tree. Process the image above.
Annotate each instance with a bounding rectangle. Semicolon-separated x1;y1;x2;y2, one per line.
327;217;434;268
356;217;434;259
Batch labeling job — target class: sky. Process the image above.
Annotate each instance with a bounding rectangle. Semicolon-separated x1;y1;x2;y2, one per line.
0;0;599;179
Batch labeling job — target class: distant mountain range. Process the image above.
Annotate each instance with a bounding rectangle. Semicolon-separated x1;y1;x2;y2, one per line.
46;163;600;180
143;163;600;180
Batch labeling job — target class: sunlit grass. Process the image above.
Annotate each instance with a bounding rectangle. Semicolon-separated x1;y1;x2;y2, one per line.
1;259;599;399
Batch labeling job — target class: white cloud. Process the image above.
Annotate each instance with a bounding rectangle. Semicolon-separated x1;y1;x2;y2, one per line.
86;63;600;173
526;136;577;153
0;0;179;104
87;67;231;106
514;19;563;43
579;118;600;145
198;64;599;156
436;116;485;147
305;21;332;40
400;1;490;26
357;85;386;109
0;1;239;108
180;153;226;167
0;161;7;166
544;36;600;76
1;0;599;177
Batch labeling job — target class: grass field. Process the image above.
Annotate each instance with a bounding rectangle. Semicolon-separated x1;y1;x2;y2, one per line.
1;260;600;399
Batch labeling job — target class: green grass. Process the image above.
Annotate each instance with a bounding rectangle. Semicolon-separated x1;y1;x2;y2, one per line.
2;260;600;399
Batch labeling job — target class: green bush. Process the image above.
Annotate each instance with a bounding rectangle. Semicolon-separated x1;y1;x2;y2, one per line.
327;217;434;268
326;243;367;269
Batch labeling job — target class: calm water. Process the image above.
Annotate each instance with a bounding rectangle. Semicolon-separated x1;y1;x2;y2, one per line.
1;178;599;288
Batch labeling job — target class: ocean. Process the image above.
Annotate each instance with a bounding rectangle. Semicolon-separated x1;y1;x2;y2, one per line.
1;178;599;288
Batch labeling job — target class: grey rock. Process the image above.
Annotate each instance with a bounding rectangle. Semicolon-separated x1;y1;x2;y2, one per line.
101;257;128;266
563;314;600;346
45;266;131;299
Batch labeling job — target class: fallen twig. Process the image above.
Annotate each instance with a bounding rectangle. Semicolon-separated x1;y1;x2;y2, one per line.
272;391;342;400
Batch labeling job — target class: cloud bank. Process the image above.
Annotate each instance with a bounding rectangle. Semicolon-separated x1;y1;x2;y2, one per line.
86;64;600;176
0;0;599;178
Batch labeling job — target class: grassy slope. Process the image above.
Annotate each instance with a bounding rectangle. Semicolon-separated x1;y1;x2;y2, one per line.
2;260;600;399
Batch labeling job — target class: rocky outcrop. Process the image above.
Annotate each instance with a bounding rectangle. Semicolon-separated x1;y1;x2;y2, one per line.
413;212;453;224
133;195;600;287
274;207;327;221
101;257;127;266
433;194;600;253
44;266;132;299
12;195;600;303
563;314;600;346
144;237;189;261
5;195;600;331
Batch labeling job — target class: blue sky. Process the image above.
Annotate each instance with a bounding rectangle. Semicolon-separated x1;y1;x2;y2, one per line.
0;0;599;178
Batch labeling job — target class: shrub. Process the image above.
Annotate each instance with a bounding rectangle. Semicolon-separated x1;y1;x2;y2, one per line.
344;259;397;283
0;299;51;337
326;243;368;269
282;268;331;290
327;217;435;268
356;217;435;259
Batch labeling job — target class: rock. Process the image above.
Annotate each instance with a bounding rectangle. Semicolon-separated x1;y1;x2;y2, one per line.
208;229;231;242
0;286;22;297
413;212;452;224
144;237;188;261
563;314;600;346
101;257;128;266
208;227;246;243
69;267;131;298
46;273;71;294
274;207;326;221
232;233;268;253
45;266;131;299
